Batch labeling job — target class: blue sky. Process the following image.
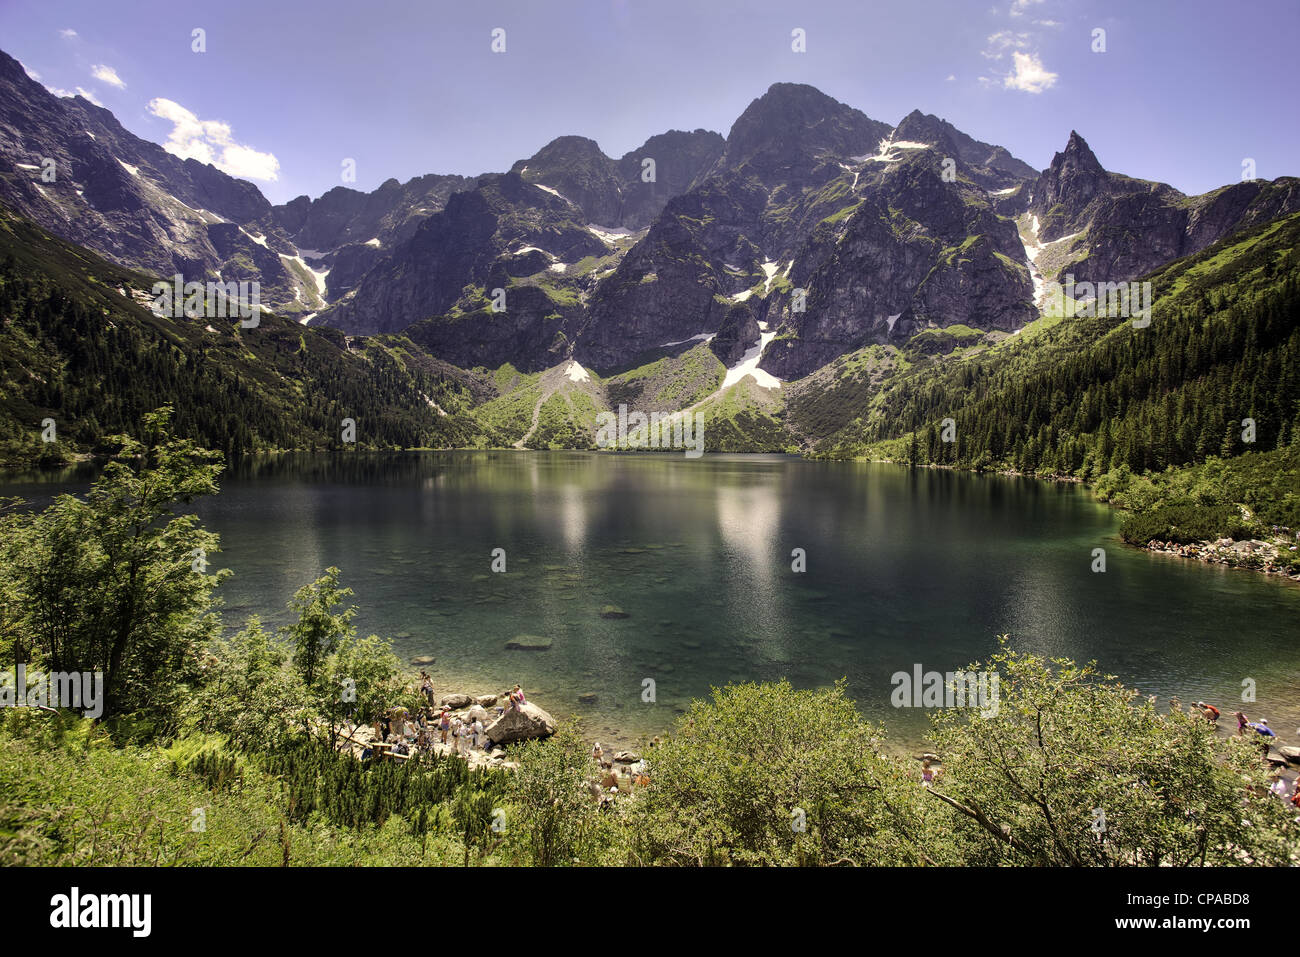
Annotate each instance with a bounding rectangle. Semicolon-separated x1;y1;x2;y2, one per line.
4;0;1296;204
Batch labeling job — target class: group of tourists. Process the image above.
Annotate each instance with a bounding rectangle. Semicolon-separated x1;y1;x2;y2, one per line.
589;740;651;805
912;699;1298;794
364;703;491;759
358;676;535;761
1173;697;1281;746
1185;698;1299;808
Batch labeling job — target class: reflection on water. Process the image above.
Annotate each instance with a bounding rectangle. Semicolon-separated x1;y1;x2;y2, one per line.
5;451;1299;750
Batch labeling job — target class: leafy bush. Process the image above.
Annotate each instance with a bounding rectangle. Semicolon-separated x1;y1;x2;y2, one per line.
1120;503;1253;544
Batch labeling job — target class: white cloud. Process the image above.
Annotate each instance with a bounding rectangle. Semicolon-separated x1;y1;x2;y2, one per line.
19;61;40;81
147;97;280;181
74;87;103;106
1010;0;1045;16
46;85;74;98
91;64;125;89
1004;51;1058;93
982;30;1030;59
59;28;78;39
945;74;956;82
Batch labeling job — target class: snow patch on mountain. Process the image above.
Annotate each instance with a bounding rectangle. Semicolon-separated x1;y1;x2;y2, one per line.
587;224;636;243
863;132;931;164
1020;215;1047;308
281;253;329;298
659;332;715;348
533;183;574;205
564;361;590;382
721;327;781;390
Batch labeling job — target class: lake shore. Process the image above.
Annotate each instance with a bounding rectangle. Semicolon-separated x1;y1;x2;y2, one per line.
855;455;1300;586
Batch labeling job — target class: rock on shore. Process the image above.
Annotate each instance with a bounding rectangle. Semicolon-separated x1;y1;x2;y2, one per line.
485;701;557;745
1146;537;1300;579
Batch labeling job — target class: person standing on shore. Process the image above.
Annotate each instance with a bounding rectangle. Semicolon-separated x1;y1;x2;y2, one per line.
420;672;434;706
439;708;451;746
592;742;603;764
471;717;484;751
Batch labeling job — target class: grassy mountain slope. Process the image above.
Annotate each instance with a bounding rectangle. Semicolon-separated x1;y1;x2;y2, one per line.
0;203;498;467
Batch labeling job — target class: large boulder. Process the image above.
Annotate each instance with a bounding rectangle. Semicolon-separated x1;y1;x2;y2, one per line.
485;702;557;745
439;693;474;709
476;694;499;707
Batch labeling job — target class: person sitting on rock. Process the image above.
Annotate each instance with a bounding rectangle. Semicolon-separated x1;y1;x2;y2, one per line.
592;742;603;764
509;685;526;711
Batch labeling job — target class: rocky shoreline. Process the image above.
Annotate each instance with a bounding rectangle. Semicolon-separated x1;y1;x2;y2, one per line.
337;682;652;783
1144;536;1300;582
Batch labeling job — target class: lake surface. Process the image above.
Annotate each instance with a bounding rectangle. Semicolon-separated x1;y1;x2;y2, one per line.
8;452;1300;749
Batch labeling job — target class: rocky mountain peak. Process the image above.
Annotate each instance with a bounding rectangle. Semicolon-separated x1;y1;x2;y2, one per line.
1030;129;1110;222
721;83;890;173
1058;130;1104;174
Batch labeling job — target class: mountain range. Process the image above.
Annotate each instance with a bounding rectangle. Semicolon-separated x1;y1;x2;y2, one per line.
1;45;1297;461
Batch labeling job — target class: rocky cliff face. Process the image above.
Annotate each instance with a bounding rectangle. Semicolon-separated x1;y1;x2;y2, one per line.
0;50;303;303
574;85;1039;377
1026;131;1300;286
761;150;1034;378
272;172;473;252
508;128;725;229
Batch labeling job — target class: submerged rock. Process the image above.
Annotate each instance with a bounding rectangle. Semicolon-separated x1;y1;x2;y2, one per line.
600;605;630;619
505;634;553;651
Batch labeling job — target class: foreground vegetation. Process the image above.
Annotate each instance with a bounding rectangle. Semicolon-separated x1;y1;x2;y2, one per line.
0;413;1295;866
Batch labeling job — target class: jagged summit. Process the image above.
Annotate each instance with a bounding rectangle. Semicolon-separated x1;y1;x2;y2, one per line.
1056;130;1105;174
721;83;890;172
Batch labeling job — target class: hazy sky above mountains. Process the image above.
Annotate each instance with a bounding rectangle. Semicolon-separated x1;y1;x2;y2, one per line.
4;0;1296;204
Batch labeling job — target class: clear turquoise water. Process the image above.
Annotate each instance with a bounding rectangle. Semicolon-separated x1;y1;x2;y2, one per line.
9;451;1300;750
